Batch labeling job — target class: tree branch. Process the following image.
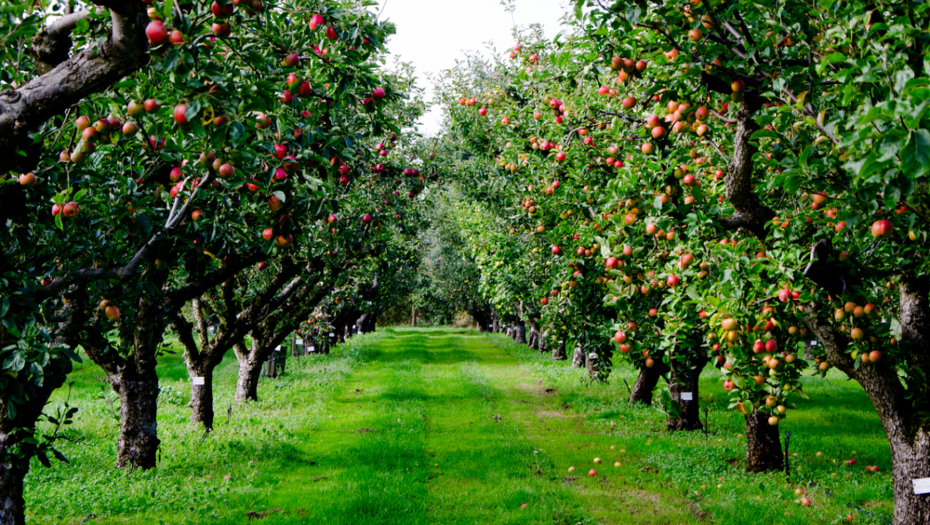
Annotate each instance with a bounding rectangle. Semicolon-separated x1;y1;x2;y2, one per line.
0;1;149;174
719;103;776;238
28;9;96;73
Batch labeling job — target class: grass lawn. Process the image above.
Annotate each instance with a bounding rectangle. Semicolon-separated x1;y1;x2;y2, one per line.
25;328;893;524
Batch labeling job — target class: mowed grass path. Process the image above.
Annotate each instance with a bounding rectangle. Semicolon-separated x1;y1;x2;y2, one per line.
27;328;892;524
254;327;694;525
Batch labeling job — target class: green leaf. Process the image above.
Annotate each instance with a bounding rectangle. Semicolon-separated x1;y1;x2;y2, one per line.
901;129;930;178
742;400;753;415
184;99;202;122
799;145;812;169
750;130;779;140
272;191;287;203
4;352;24;372
0;297;8;318
820;52;846;68
229;122;246;148
163;0;174;23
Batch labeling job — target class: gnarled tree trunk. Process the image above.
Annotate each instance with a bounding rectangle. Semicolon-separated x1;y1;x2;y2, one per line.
234;343;263;402
0;458;26;525
551;339;565;361
571;344;585;368
667;358;706;431
744;410;783;473
515;322;526;345
112;369;160;469
187;364;214;430
629;360;668;405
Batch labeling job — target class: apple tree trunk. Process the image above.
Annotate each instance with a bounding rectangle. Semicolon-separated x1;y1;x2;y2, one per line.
629;361;667;405
551;339;566;361
585;350;599;379
235;356;262;402
114;372;160;469
667;360;704;431
187;364;215;430
886;428;930;525
571;344;585;368
744;410;783;473
0;447;27;525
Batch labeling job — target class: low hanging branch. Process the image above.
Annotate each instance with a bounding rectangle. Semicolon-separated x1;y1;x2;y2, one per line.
2;1;149;173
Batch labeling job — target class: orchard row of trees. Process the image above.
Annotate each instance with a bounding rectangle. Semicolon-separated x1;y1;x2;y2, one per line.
0;1;435;523
429;0;930;523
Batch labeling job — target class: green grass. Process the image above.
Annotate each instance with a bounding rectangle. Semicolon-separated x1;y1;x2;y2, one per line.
24;328;893;524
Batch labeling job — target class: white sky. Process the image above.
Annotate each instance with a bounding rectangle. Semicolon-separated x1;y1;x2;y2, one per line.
376;0;571;137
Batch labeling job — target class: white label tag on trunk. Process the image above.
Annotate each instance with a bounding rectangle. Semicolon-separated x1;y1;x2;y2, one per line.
193;377;205;386
329;333;334;337
913;478;930;494
309;346;315;351
811;341;818;346
275;345;281;351
681;392;693;401
296;339;303;345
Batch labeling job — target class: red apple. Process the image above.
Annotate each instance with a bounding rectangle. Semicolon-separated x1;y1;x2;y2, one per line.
173;104;188;125
871;219;892;238
19;173;36;187
62;201;80;218
105;305;121;321
212;22;231;38
281;53;299;68
211;1;233;17
146;21;168;45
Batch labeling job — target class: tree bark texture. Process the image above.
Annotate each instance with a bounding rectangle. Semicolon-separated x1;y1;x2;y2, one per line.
744;410;784;473
187;364;214;430
0;464;26;525
667;359;705;431
551;339;565;361
629;361;668;405
234;344;263;402
571;344;585;368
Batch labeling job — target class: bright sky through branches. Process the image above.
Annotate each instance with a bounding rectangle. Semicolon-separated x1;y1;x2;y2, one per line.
377;0;570;136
